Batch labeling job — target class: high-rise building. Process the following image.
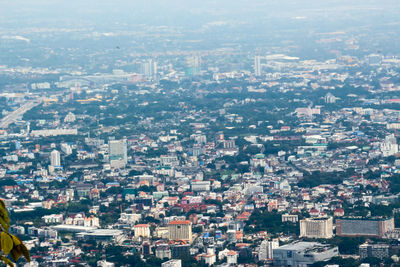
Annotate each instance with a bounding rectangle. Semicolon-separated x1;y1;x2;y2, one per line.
259;239;279;261
282;214;299;223
141;59;158;78
381;134;399;157
359;243;389;259
254;55;262;76
61;143;72;155
155;244;171;259
186;56;201;76
134;224;151;238
171;244;190;259
109;139;127;168
50;150;61;167
168;220;192;243
223;139;236;149
300;217;333;239
325;93;336;104
336;217;394;237
64;112;76;123
142;241;151;256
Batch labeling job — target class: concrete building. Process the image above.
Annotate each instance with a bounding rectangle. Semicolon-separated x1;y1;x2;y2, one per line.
140;59;158;78
30;128;78;137
197;249;216;266
300;217;333;239
273;242;338;267
162;259;181;267
134;224;151;238
171;244;190;259
186;55;201;76
97;260;115;267
325;93;336;104
168;220;192;243
64;112;76;123
259;239;279;261
50;150;61;167
227;251;238;265
155;244;171;259
191;180;211;192
42;214;63;224
282;214;299;223
254;55;262;76
223;139;236;149
61;143;72;155
359;243;389;259
336;217;394;237
109;139;127;168
381;134;399;157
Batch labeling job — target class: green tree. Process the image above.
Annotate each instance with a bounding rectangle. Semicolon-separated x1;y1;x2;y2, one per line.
0;200;31;266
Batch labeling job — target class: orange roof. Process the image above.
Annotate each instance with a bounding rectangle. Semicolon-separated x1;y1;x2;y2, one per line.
135;224;150;228
169;220;191;225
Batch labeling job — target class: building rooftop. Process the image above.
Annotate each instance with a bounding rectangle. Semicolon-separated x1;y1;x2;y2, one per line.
169;220;191;225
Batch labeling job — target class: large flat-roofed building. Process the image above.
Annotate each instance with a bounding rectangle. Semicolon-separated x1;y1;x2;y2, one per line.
30;128;78;137
336;217;394;237
109;139;127;168
282;214;299;223
300;217;333;239
273;242;338;267
359;243;389;259
134;224;151;238
168;220;192;243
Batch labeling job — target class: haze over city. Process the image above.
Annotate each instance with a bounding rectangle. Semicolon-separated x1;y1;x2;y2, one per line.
0;1;400;267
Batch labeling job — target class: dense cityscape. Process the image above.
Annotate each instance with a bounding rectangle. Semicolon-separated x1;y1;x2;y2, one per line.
1;1;400;267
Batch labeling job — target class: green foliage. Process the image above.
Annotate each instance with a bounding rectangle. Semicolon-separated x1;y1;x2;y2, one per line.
327;236;365;255
312;256;359;267
67;202;90;214
244;209;298;236
298;171;346;188
0;179;17;187
389;174;400;194
0;200;31;266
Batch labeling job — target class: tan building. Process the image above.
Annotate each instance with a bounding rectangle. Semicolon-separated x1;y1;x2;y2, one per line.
300;217;333;239
134;224;151;238
168;220;192;243
282;214;299;223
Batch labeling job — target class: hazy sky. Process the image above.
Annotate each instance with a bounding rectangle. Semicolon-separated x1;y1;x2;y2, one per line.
0;0;399;65
1;0;399;30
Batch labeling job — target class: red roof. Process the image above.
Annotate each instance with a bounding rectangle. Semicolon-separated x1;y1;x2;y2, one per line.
135;224;150;228
169;220;191;225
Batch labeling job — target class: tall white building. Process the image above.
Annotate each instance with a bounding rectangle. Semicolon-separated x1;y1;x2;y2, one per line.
259;239;279;261
61;143;72;155
381;134;399;157
64;112;76;123
162;259;181;267
254;55;262;76
50;150;61;167
325;93;336;104
109;139;127;168
300;217;333;239
186;55;201;76
141;59;158;78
